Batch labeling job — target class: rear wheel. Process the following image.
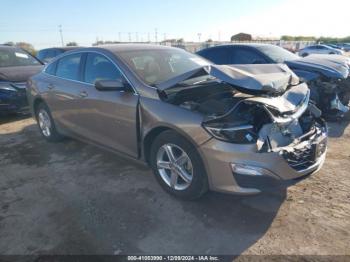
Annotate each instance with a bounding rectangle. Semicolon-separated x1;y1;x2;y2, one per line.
35;103;63;142
150;130;208;199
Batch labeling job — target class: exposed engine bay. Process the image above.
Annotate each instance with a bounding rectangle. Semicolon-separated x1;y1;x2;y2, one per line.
160;64;328;171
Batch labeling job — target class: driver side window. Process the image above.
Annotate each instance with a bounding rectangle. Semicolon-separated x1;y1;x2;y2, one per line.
84;53;123;84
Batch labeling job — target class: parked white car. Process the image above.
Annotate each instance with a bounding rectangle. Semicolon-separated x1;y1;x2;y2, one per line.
299;45;344;57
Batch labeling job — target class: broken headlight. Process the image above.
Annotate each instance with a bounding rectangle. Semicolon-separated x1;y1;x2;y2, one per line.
203;123;258;144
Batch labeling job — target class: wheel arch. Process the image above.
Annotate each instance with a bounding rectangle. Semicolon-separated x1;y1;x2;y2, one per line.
33;97;46;117
142;124;203;165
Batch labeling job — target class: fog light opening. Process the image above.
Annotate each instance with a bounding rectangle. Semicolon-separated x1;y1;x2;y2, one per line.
230;163;264;176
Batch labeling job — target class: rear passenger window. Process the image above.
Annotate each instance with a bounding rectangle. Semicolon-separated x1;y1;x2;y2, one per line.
56;53;82;81
84;53;122;84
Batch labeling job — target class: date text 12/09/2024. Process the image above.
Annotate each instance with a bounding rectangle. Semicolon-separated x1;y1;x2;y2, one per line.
127;256;220;261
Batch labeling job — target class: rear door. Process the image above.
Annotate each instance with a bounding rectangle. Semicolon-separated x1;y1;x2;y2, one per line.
44;52;86;131
74;52;139;157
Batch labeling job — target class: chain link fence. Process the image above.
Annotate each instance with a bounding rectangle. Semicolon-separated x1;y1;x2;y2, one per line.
161;40;316;53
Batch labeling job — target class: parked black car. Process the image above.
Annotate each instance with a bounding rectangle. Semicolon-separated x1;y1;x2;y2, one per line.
37;47;80;63
197;44;350;120
0;45;43;114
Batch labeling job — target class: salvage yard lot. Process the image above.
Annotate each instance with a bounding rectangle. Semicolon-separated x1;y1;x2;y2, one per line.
0;114;350;255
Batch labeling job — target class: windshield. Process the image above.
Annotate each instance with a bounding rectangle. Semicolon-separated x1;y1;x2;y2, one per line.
255;45;299;63
0;48;41;67
118;48;211;86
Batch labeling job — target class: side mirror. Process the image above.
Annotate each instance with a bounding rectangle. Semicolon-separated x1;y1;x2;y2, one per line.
95;79;125;91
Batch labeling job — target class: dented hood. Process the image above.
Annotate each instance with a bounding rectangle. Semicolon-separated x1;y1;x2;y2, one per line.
157;64;299;95
246;82;309;114
286;54;350;79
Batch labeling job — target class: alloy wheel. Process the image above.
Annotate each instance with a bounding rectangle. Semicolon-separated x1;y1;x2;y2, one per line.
156;143;193;191
38;109;51;137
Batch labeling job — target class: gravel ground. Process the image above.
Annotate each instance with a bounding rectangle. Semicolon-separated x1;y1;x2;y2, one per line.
0;114;349;255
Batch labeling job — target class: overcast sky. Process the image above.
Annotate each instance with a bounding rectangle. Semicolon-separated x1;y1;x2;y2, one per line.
0;0;349;48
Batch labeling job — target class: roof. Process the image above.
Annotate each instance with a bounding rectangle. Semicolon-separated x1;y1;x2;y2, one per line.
91;44;179;53
39;46;81;51
198;43;272;51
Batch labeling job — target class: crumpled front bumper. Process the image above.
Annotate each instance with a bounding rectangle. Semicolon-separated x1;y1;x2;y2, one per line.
198;121;328;195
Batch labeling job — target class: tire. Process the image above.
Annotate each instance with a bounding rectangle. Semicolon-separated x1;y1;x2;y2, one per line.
150;130;208;200
329;52;335;55
301;53;308;57
35;102;63;142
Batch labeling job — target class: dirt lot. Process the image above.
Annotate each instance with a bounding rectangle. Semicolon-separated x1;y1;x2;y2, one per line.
0;114;350;255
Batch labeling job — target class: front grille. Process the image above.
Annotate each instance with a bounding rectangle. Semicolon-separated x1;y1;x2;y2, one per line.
282;121;327;172
282;146;316;171
282;135;327;172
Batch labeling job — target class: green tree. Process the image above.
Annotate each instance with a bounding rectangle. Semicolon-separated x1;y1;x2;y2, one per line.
16;42;36;55
281;35;316;41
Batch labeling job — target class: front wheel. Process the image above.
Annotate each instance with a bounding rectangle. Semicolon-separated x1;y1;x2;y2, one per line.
35;103;63;142
301;53;308;57
150;130;208;200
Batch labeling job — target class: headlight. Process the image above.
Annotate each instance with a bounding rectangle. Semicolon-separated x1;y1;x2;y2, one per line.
203;123;258;144
0;82;16;92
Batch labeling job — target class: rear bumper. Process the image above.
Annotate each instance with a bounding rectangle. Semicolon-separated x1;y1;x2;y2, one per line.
199;121;327;195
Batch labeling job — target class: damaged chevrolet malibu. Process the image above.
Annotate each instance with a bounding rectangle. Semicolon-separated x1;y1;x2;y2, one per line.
27;45;328;199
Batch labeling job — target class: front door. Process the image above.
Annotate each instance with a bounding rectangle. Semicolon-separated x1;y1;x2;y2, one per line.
73;52;139;158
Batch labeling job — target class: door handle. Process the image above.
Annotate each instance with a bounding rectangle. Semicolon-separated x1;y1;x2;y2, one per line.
47;84;55;90
79;91;88;98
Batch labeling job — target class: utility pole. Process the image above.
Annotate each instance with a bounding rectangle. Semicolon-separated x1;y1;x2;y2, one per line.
118;32;122;42
197;33;202;43
128;32;132;42
163;33;166;41
155;28;158;44
59;25;64;46
148;32;150;42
